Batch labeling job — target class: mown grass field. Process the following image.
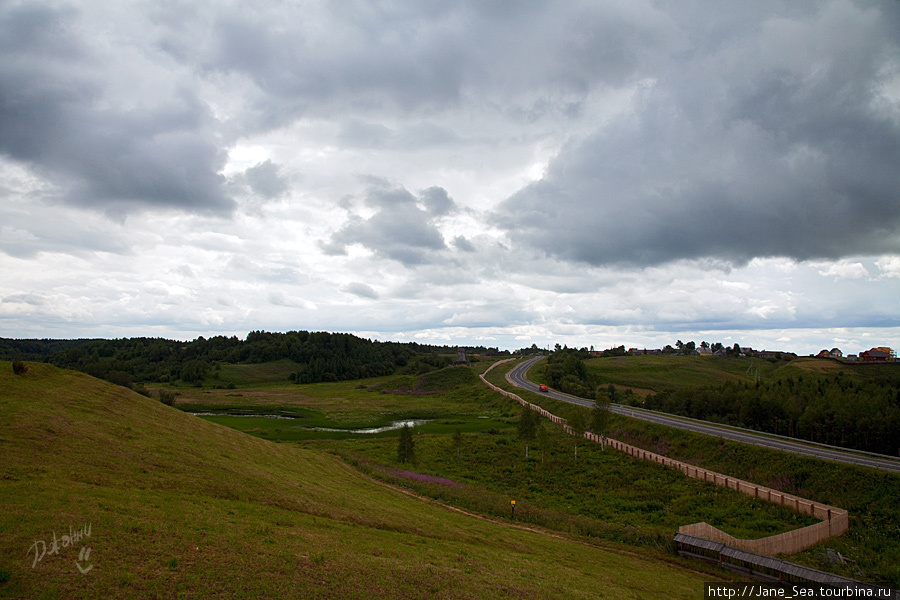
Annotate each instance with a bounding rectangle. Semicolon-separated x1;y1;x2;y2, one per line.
0;361;727;599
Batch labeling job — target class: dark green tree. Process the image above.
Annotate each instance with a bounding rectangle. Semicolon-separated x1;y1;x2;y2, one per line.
397;424;416;464
517;406;538;458
591;395;611;450
537;418;549;463
568;410;587;460
451;428;463;460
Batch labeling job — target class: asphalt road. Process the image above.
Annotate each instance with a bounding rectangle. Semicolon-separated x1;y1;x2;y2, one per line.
506;356;900;474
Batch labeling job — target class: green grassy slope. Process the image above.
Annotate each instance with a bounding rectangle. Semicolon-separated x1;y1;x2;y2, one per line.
583;355;764;392
0;362;721;599
583;354;891;394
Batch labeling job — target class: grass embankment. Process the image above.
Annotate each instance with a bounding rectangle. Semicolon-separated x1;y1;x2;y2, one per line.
0;361;721;599
491;359;900;588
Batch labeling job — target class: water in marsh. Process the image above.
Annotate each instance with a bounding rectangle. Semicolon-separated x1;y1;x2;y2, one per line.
306;419;431;434
188;411;298;420
189;411;430;433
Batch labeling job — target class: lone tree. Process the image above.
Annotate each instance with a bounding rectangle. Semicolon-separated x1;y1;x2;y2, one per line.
537;418;549;462
397;424;416;464
451;428;463;460
517;405;538;458
12;361;28;376
568;409;587;460
591;395;611;451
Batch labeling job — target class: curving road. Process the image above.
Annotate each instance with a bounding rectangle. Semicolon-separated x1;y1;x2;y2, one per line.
507;356;900;474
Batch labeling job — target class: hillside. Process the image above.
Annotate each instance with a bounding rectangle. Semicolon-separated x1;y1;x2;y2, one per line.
584;354;767;392
0;362;719;599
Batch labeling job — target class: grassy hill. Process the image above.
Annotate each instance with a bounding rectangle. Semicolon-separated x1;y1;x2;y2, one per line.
583;355;770;393
582;354;895;394
0;362;722;599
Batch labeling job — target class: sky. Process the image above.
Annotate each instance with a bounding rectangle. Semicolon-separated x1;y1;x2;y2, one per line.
1;0;899;355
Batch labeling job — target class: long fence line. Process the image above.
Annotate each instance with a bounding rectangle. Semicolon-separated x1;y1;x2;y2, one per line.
479;359;849;556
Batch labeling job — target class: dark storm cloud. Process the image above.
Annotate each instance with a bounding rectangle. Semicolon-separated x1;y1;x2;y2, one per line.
320;184;456;267
492;1;900;268
0;3;233;216
158;1;668;131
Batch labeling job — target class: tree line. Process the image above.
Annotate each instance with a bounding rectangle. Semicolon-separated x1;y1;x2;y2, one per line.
634;371;900;456
0;332;503;387
542;347;599;399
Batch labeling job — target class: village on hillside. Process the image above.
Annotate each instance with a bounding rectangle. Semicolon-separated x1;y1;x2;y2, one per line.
615;344;897;363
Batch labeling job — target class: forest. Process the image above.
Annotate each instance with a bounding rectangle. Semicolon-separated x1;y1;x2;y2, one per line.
0;332;507;387
639;371;900;456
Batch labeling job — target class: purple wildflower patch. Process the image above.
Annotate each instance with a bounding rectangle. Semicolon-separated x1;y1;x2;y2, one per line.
391;470;463;488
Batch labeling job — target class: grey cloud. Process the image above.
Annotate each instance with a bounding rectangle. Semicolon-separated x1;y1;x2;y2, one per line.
492;1;900;268
452;235;476;253
3;293;46;306
156;2;670;131
346;282;379;299
321;184;450;266
0;205;133;258
244;160;289;199
0;3;234;216
337;120;394;148
337;120;460;151
419;186;456;216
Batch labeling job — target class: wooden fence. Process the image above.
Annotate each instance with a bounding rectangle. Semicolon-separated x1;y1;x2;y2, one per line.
479;360;849;556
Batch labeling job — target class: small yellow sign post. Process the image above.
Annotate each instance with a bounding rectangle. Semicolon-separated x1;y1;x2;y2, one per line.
510;499;516;519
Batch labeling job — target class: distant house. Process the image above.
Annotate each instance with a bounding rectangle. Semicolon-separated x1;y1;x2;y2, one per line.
876;347;897;361
860;348;893;363
816;349;842;359
696;346;713;356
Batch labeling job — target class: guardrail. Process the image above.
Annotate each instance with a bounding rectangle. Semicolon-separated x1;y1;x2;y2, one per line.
480;359;849;556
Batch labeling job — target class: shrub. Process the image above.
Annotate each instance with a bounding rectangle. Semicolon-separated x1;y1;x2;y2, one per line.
397;424;416;464
12;361;27;375
158;389;177;406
